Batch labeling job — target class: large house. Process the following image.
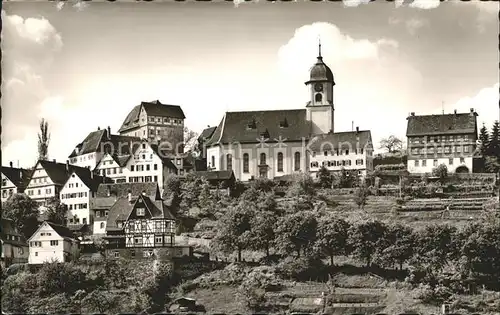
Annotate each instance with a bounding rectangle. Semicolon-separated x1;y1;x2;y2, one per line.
28;221;78;264
1;218;29;267
24;160;92;208
68;127;140;170
118;100;186;154
103;192;187;259
94;140;192;192
406;109;478;174
308;128;374;177
1;162;31;204
204;44;373;181
59;167;113;226
91;182;161;235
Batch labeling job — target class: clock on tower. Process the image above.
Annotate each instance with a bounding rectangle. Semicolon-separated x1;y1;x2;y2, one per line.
314;83;323;92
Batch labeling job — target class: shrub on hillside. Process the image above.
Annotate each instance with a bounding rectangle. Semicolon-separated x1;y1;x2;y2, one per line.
276;256;327;282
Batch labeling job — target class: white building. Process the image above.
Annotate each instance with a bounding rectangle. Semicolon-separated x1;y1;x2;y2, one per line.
1;162;30;204
60;167;112;226
406;109;478;174
68;126;140;170
28;221;78;264
308;128;374;178
24;160;90;208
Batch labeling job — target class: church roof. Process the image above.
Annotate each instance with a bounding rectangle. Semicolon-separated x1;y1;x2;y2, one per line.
406;111;478;137
118;100;185;133
206;109;310;145
307;56;335;83
68;129;140;158
308;130;373;152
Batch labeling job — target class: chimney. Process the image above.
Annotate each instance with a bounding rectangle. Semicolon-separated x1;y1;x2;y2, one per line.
454;109;457;115
90;171;94;179
53;159;56;162
410;112;415;116
66;160;70;171
98;126;100;130
9;161;13;168
107;126;111;139
142;190;146;196
128;192;132;202
356;126;359;133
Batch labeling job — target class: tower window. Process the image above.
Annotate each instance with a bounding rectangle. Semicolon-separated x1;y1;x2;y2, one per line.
243;153;249;173
294;152;301;171
260;153;266;166
226;154;232;171
315;93;322;102
279;118;289;128
277;152;283;172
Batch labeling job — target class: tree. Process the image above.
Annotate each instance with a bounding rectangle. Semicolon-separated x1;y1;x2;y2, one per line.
486;121;500;157
211;201;254;262
485;155;500;174
2;194;40;239
286;172;316;199
478;123;490;156
317;165;333;188
413;224;457;273
379;135;403;153
333;167;357;188
45;197;68;225
432;164;448;182
315;216;350;265
348;220;388;267
354;185;368;210
163;174;181;209
275;211;317;258
183;126;199;153
377;224;415;270
249;210;278;258
38;118;50;161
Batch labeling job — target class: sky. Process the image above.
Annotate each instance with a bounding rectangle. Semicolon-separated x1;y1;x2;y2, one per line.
1;0;499;168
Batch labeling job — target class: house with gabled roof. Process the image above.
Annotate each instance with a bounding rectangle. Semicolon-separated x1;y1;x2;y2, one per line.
94;152;131;184
24;160;93;209
59;167;113;227
406;109;478;174
91;182;161;235
1;162;31;204
68;126;140;171
307;128;374;177
204;43;373;181
28;221;78;264
1;218;29;267
103;193;189;260
118;100;186;155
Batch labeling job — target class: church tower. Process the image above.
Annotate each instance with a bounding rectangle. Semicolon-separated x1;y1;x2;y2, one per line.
305;40;335;135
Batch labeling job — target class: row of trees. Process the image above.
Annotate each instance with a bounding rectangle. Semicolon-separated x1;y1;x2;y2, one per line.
211;177;500;282
478;121;500;173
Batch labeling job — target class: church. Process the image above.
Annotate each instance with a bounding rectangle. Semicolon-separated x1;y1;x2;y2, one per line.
203;43;374;181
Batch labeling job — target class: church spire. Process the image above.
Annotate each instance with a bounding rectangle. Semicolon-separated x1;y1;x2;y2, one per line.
318;37;322;59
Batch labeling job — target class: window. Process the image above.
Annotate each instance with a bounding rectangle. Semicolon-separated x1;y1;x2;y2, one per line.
226;154;232;171
294;152;301;171
277;152;284;172
83;218;87;224
100;222;105;229
449;158;453;165
422;160;427;167
35;252;38;256
50;240;58;246
243;153;249;173
114;251;120;258
211;156;215;168
310;162;319;168
456;146;462;153
433;159;438;167
146;164;150;171
154;176;158;182
437;147;443;154
464;146;469;153
137;208;145;216
260;153;266;165
356;159;364;165
154;164;158;170
155;236;163;243
176;159;181;165
345;150;349;155
444;147;451;154
324;151;328;156
131;250;136;257
145;176;152;182
134;237;142;245
460;157;465;163
315;93;322;102
415;160;419;167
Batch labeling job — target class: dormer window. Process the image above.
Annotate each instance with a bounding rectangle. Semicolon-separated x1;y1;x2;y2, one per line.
247;119;257;130
279;118;289;128
137;208;145;216
260;129;270;139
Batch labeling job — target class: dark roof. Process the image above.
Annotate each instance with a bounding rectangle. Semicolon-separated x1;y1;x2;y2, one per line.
198;126;217;142
68;129;140;158
32;160;92;186
95;182;160;199
308;130;373;152
66;168;114;192
307;56;335;84
67;224;89;232
0;219;25;243
89;197;117;210
46;222;75;240
406;112;478;136
106;195;175;231
118;100;186;133
1;166;31;190
206;109;310;146
194;170;235;181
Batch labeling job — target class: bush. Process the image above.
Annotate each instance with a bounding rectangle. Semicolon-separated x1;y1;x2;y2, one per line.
276;256;327;282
